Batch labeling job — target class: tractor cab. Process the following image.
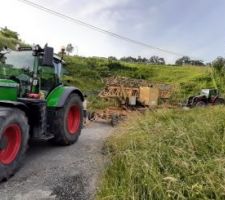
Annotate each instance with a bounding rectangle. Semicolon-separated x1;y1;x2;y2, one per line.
0;45;84;182
0;45;65;99
200;89;219;100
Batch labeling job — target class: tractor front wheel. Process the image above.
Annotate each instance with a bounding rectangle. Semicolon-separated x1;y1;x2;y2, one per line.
0;108;29;182
50;94;83;145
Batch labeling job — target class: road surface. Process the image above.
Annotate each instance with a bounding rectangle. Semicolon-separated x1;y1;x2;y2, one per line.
0;122;113;200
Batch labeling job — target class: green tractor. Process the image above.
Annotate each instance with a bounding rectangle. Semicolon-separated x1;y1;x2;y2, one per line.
0;45;84;181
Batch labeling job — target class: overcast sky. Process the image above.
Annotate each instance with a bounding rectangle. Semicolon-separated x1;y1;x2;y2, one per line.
1;0;225;63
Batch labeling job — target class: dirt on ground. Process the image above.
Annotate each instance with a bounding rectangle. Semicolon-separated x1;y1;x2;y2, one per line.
0;122;113;200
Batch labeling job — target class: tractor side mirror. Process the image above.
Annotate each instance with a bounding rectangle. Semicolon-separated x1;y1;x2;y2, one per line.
42;47;54;66
61;46;66;60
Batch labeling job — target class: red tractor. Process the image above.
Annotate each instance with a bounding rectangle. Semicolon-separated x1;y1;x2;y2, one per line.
186;89;225;107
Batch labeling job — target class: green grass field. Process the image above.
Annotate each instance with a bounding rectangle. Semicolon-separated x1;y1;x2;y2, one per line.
97;107;225;200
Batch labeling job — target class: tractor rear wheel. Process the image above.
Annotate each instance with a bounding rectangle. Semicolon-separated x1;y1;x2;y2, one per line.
214;98;225;105
0;108;29;182
50;94;83;145
195;101;206;107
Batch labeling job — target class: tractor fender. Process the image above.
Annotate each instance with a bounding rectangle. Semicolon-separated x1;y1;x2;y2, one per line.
186;96;194;105
192;97;199;103
0;101;29;115
47;85;84;108
58;87;84;107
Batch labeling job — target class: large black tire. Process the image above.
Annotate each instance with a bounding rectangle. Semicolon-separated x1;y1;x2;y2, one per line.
50;93;83;145
0;107;29;182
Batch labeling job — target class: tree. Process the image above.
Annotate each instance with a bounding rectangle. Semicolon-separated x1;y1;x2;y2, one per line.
120;57;137;63
175;56;191;65
211;57;225;90
175;56;205;66
158;57;165;65
149;56;165;65
137;56;143;63
212;57;225;74
191;60;205;66
66;43;74;55
119;56;165;64
120;57;127;62
0;27;19;40
108;56;117;61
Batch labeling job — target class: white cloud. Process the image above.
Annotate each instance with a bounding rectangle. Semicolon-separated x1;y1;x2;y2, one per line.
76;0;129;18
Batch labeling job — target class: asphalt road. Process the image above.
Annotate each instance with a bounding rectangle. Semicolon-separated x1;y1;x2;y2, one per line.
0;122;113;200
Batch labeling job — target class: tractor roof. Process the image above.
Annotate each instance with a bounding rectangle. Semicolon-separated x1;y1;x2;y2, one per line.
1;45;65;64
1;48;65;64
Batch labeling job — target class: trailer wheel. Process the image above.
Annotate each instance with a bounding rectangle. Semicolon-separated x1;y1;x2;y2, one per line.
88;112;96;121
111;115;119;127
51;94;83;145
0;108;29;182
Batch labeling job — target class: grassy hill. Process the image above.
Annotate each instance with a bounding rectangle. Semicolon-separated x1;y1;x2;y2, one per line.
0;32;28;50
64;56;215;109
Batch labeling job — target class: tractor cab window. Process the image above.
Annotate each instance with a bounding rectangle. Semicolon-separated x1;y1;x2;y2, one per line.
38;56;62;77
0;51;33;83
0;51;33;71
209;89;218;97
53;60;62;77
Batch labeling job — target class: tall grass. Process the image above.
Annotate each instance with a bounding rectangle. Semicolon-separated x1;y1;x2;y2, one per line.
97;107;225;200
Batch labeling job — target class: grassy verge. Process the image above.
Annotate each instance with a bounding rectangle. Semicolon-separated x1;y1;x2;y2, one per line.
97;107;225;200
